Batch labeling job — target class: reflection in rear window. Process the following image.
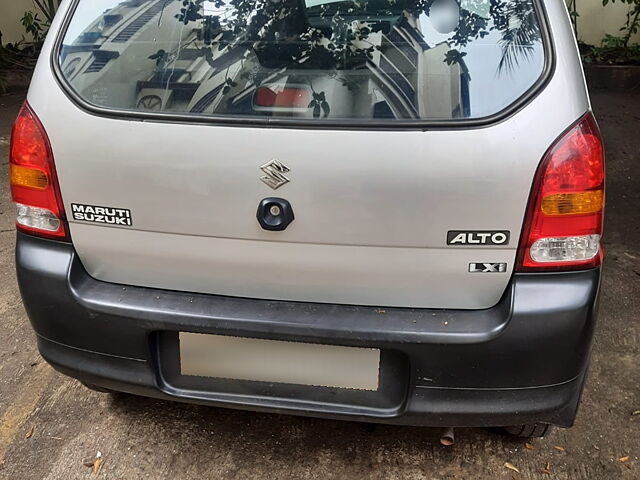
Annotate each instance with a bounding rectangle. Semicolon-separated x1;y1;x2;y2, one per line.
58;0;545;122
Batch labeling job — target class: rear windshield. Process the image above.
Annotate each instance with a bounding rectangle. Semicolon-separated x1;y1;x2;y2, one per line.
58;0;546;122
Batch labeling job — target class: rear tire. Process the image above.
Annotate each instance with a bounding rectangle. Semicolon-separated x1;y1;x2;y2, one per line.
503;423;551;438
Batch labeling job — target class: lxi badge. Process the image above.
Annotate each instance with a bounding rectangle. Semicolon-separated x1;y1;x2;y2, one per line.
469;263;507;273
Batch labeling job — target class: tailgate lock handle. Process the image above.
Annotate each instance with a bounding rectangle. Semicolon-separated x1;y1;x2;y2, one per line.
257;198;294;231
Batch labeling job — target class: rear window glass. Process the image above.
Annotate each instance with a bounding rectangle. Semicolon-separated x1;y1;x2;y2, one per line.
58;0;546;122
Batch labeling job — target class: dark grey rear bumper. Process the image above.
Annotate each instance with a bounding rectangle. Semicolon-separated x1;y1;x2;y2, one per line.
16;233;601;427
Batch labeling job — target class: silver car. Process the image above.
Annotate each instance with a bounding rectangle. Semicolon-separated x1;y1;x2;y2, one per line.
11;0;604;438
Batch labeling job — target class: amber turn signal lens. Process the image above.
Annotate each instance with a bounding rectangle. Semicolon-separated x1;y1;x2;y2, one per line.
540;190;603;216
10;164;49;190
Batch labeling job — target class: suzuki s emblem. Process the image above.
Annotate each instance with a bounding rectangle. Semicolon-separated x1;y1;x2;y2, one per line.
260;160;291;190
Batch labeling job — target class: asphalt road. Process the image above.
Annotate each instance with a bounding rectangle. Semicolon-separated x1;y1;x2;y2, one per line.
0;90;638;480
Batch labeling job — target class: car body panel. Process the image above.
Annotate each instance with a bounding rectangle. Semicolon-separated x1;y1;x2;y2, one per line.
25;0;590;308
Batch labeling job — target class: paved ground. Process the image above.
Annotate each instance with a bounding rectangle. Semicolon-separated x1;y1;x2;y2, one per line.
0;90;638;480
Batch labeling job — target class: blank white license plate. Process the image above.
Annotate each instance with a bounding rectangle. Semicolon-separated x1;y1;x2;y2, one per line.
179;332;380;391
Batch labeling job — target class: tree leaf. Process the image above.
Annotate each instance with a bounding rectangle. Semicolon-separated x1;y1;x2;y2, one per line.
504;462;520;473
321;101;330;117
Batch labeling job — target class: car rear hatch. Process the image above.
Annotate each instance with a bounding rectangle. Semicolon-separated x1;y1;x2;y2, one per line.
29;0;589;309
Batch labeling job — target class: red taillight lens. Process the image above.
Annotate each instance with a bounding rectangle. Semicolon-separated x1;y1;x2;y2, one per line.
517;113;605;271
255;87;311;108
10;102;69;240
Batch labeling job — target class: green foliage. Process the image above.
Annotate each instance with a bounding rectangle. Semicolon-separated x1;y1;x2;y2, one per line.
582;34;640;64
307;90;330;118
495;0;538;72
167;0;541;76
602;0;640;47
0;38;38;92
21;11;45;44
20;0;62;47
152;0;543;116
444;49;467;65
582;0;640;64
0;0;58;90
33;0;62;24
600;32;629;48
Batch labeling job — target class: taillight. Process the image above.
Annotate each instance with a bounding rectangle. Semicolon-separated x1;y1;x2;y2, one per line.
517;113;604;271
9;102;69;240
